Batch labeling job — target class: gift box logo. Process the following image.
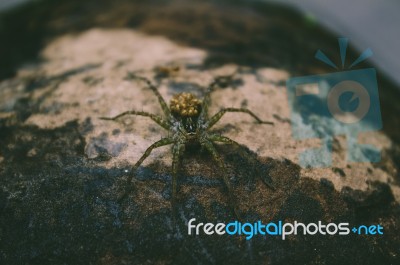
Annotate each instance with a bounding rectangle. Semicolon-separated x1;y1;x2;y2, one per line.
286;38;382;168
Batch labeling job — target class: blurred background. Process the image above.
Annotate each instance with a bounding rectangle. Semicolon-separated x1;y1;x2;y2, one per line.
1;0;399;86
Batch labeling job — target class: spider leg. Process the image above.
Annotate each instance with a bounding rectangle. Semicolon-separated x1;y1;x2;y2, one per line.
100;110;171;130
199;72;237;122
171;141;185;213
208;134;275;189
207;134;250;158
200;139;240;219
126;72;172;118
206;108;274;129
199;79;219;122
118;137;174;202
207;134;240;146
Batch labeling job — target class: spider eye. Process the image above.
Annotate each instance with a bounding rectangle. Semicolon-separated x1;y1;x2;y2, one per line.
183;117;197;133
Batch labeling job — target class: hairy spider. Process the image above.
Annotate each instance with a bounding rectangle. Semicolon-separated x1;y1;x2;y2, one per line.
100;72;273;216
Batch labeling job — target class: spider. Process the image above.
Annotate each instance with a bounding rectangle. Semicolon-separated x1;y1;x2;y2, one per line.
100;72;273;216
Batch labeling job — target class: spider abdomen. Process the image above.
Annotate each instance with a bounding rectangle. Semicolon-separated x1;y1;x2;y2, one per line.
170;93;202;118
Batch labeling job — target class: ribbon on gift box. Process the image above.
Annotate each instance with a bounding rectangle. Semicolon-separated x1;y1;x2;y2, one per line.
315;38;373;69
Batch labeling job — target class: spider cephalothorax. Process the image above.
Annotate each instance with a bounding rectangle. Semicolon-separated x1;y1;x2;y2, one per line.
100;72;273;216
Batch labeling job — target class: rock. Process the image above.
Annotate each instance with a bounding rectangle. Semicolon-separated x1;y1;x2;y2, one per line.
0;0;399;264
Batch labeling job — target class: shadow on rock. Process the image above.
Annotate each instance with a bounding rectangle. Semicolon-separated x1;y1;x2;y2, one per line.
0;113;399;265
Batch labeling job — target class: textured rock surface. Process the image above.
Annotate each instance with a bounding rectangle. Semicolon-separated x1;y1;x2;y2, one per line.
0;0;399;264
